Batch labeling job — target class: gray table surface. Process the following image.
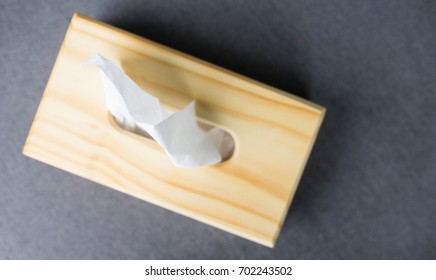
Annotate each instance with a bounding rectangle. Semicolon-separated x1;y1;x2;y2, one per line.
1;0;435;259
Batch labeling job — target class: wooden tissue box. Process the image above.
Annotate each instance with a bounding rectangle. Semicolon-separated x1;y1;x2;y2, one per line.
23;13;325;247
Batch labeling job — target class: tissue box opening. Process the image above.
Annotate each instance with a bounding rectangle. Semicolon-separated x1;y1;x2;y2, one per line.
110;112;235;163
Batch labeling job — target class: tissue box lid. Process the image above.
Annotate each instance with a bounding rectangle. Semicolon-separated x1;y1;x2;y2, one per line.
23;13;325;247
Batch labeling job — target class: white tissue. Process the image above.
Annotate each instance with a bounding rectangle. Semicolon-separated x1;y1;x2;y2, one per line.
84;54;226;168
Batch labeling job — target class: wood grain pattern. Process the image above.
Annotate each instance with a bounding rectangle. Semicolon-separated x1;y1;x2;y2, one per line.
23;13;325;247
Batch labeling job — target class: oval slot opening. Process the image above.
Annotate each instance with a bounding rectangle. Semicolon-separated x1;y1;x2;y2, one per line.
110;113;235;163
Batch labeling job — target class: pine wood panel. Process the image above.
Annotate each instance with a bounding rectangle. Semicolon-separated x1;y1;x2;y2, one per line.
23;13;325;247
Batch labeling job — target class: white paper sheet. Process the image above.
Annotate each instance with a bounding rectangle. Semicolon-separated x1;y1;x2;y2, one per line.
84;54;230;168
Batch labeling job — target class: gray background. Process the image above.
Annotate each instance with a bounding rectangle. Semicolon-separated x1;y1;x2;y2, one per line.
1;0;435;259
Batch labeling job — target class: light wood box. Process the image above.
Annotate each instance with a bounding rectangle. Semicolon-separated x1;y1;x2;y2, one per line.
23;13;325;247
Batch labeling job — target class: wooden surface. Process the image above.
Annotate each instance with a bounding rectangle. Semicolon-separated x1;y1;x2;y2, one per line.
23;13;325;247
